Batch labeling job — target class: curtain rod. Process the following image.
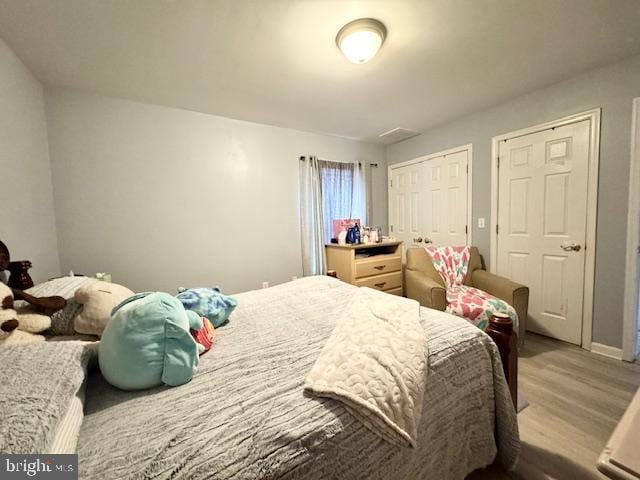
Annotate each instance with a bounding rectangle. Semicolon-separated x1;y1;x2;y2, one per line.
299;156;378;167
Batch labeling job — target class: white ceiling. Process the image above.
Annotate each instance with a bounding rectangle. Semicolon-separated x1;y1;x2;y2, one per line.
1;0;640;143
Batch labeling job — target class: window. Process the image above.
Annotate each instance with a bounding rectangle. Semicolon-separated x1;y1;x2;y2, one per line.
299;156;367;276
318;160;366;243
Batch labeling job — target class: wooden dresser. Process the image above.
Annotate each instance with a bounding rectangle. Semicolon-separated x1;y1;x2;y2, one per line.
325;240;403;295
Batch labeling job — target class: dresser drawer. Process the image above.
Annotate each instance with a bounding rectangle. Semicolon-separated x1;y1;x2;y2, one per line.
355;271;402;292
355;255;401;279
384;287;403;296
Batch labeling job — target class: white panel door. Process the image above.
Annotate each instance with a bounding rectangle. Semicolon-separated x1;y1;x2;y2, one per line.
389;162;424;251
424;151;469;246
497;120;590;344
389;147;469;251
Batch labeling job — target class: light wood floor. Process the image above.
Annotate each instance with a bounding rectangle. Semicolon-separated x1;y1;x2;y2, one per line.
469;333;640;479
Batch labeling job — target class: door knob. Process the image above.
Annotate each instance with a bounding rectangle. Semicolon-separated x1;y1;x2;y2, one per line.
413;237;423;243
561;242;581;252
424;237;433;244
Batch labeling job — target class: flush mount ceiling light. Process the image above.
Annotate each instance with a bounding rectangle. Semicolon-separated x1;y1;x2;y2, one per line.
336;18;387;64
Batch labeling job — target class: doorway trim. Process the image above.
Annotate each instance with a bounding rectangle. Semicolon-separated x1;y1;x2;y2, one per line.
489;109;601;350
623;98;640;362
388;143;473;245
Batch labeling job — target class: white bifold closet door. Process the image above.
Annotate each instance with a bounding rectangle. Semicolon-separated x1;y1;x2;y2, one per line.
423;150;468;246
389;148;469;252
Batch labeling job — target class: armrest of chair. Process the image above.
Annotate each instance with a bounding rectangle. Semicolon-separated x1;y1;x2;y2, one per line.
405;269;447;311
471;270;525;301
472;269;529;346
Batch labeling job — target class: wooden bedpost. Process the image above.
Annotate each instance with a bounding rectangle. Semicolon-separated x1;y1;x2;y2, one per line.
486;313;518;409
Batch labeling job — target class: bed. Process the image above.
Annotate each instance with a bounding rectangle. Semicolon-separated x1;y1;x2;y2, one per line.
0;276;519;479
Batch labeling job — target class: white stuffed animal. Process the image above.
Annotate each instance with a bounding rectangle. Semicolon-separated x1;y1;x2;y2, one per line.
0;283;51;346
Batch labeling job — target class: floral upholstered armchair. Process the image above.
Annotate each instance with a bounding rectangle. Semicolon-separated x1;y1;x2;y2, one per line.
405;246;529;347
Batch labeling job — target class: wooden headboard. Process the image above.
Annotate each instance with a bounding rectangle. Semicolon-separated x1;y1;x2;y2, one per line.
0;240;34;290
0;239;66;313
0;240;9;272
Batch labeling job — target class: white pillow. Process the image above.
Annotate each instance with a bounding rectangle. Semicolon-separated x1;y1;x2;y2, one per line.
23;276;98;336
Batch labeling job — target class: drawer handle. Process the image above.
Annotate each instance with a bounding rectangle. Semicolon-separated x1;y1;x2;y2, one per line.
374;265;386;270
374;282;386;288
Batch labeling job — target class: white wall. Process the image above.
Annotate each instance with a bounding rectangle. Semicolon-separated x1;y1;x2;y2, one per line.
386;54;640;348
0;38;60;283
45;89;386;294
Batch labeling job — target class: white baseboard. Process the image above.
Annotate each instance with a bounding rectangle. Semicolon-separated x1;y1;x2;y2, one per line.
591;342;623;360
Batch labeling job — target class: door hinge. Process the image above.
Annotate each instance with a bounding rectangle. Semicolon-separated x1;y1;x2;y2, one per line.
466;165;469;174
390;179;393;188
465;225;468;234
497;157;500;169
496;224;499;235
390;225;394;233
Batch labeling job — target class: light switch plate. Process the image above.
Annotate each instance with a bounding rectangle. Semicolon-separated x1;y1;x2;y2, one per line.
478;218;486;228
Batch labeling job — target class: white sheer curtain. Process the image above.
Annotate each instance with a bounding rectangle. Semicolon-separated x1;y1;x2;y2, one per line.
318;160;367;243
299;156;326;276
299;157;368;275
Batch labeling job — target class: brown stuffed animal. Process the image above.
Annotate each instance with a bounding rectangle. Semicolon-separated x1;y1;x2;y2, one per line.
0;283;51;346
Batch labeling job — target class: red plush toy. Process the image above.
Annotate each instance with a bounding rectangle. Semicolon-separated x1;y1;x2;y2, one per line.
190;317;216;355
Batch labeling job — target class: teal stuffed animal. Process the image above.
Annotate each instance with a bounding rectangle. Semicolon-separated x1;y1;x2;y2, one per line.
176;287;237;328
99;292;203;391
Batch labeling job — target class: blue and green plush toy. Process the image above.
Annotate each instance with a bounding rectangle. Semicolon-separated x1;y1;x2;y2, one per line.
98;288;237;391
99;292;203;391
176;287;237;328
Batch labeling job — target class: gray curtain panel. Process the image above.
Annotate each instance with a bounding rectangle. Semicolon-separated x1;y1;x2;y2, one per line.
299;156;326;276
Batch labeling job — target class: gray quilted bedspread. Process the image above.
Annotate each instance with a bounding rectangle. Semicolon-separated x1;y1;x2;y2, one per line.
0;341;95;453
78;276;519;479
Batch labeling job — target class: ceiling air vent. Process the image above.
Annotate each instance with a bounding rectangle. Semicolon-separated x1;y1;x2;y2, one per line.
378;127;420;144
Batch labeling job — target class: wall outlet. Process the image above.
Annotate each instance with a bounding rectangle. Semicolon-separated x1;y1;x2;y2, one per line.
262;281;269;289
478;217;486;228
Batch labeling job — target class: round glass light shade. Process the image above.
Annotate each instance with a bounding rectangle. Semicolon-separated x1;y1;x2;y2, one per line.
336;18;386;64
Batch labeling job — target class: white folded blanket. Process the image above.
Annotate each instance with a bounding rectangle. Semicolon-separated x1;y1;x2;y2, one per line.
304;287;428;448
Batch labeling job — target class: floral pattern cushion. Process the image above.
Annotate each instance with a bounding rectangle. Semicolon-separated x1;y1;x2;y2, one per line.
424;246;518;331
